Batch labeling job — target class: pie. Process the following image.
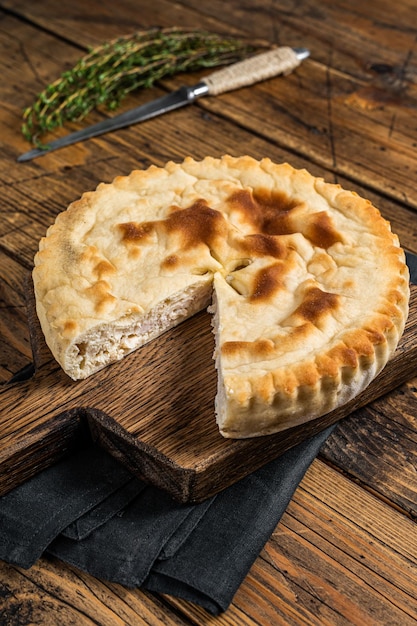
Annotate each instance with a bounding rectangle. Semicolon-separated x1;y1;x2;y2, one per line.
33;155;410;438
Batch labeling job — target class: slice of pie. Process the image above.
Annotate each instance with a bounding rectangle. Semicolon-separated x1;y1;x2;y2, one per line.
33;155;410;438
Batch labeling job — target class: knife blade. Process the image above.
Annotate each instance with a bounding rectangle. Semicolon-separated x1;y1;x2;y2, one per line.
17;46;309;162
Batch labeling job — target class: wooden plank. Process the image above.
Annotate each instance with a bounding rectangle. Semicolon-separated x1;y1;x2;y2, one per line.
5;0;417;80
1;11;417;257
4;89;417;266
276;461;417;621
1;283;416;503
0;252;32;382
0;0;248;47
178;0;417;111
4;121;417;280
0;558;191;625
320;380;417;518
4;0;417;212
9;120;417;264
1;0;416;217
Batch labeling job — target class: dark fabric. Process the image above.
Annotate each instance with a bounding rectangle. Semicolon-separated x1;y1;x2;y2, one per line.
47;482;213;586
406;250;417;285
0;424;335;614
61;477;145;540
0;445;135;568
144;424;335;613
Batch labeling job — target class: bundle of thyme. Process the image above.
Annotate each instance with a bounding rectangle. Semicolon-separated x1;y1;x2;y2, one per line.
22;27;262;146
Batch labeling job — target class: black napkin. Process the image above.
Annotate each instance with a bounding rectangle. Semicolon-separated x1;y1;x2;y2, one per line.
406;249;417;284
0;423;335;614
0;444;143;568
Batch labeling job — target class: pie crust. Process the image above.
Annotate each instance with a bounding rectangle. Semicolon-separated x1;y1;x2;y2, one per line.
33;156;410;438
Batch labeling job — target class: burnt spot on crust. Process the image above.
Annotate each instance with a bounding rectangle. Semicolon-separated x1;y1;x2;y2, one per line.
292;286;339;327
249;263;286;303
79;246;117;278
118;221;155;243
304;211;344;248
161;254;179;270
164;200;228;250
253;188;303;236
327;343;359;368
119;200;228;258
227;188;343;249
63;320;78;336
93;259;116;279
222;338;275;359
84;280;117;314
237;233;287;259
228;188;300;235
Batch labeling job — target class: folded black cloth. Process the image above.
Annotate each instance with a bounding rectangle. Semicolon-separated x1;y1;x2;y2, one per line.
0;444;142;568
406;249;417;283
0;424;335;615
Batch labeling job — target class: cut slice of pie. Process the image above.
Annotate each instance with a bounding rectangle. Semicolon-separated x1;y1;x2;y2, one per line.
33;156;410;438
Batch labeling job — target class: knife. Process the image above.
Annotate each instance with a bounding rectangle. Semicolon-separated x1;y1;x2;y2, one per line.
17;46;309;162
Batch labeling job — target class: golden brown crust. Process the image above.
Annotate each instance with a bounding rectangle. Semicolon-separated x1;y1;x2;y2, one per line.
33;155;410;438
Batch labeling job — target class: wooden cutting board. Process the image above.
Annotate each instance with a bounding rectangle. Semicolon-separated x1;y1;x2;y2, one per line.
1;279;416;503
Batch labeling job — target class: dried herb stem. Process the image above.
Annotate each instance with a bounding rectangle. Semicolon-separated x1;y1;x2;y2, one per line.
22;27;261;146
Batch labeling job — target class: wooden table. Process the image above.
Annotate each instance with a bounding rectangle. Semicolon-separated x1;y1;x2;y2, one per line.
1;1;417;623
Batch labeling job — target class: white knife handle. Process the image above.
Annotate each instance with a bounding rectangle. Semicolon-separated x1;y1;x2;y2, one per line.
202;47;304;96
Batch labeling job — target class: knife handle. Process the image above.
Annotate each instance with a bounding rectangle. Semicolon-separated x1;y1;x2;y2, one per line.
202;47;305;96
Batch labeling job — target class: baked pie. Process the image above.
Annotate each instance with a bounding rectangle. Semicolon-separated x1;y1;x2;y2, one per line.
33;156;410;437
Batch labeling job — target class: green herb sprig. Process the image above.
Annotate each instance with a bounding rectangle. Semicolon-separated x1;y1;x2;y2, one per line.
22;27;262;146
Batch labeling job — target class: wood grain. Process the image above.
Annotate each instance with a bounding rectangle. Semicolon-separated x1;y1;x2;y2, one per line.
1;283;416;503
263;460;417;625
1;0;417;622
0;253;32;380
4;0;417;212
0;557;191;625
320;381;417;518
